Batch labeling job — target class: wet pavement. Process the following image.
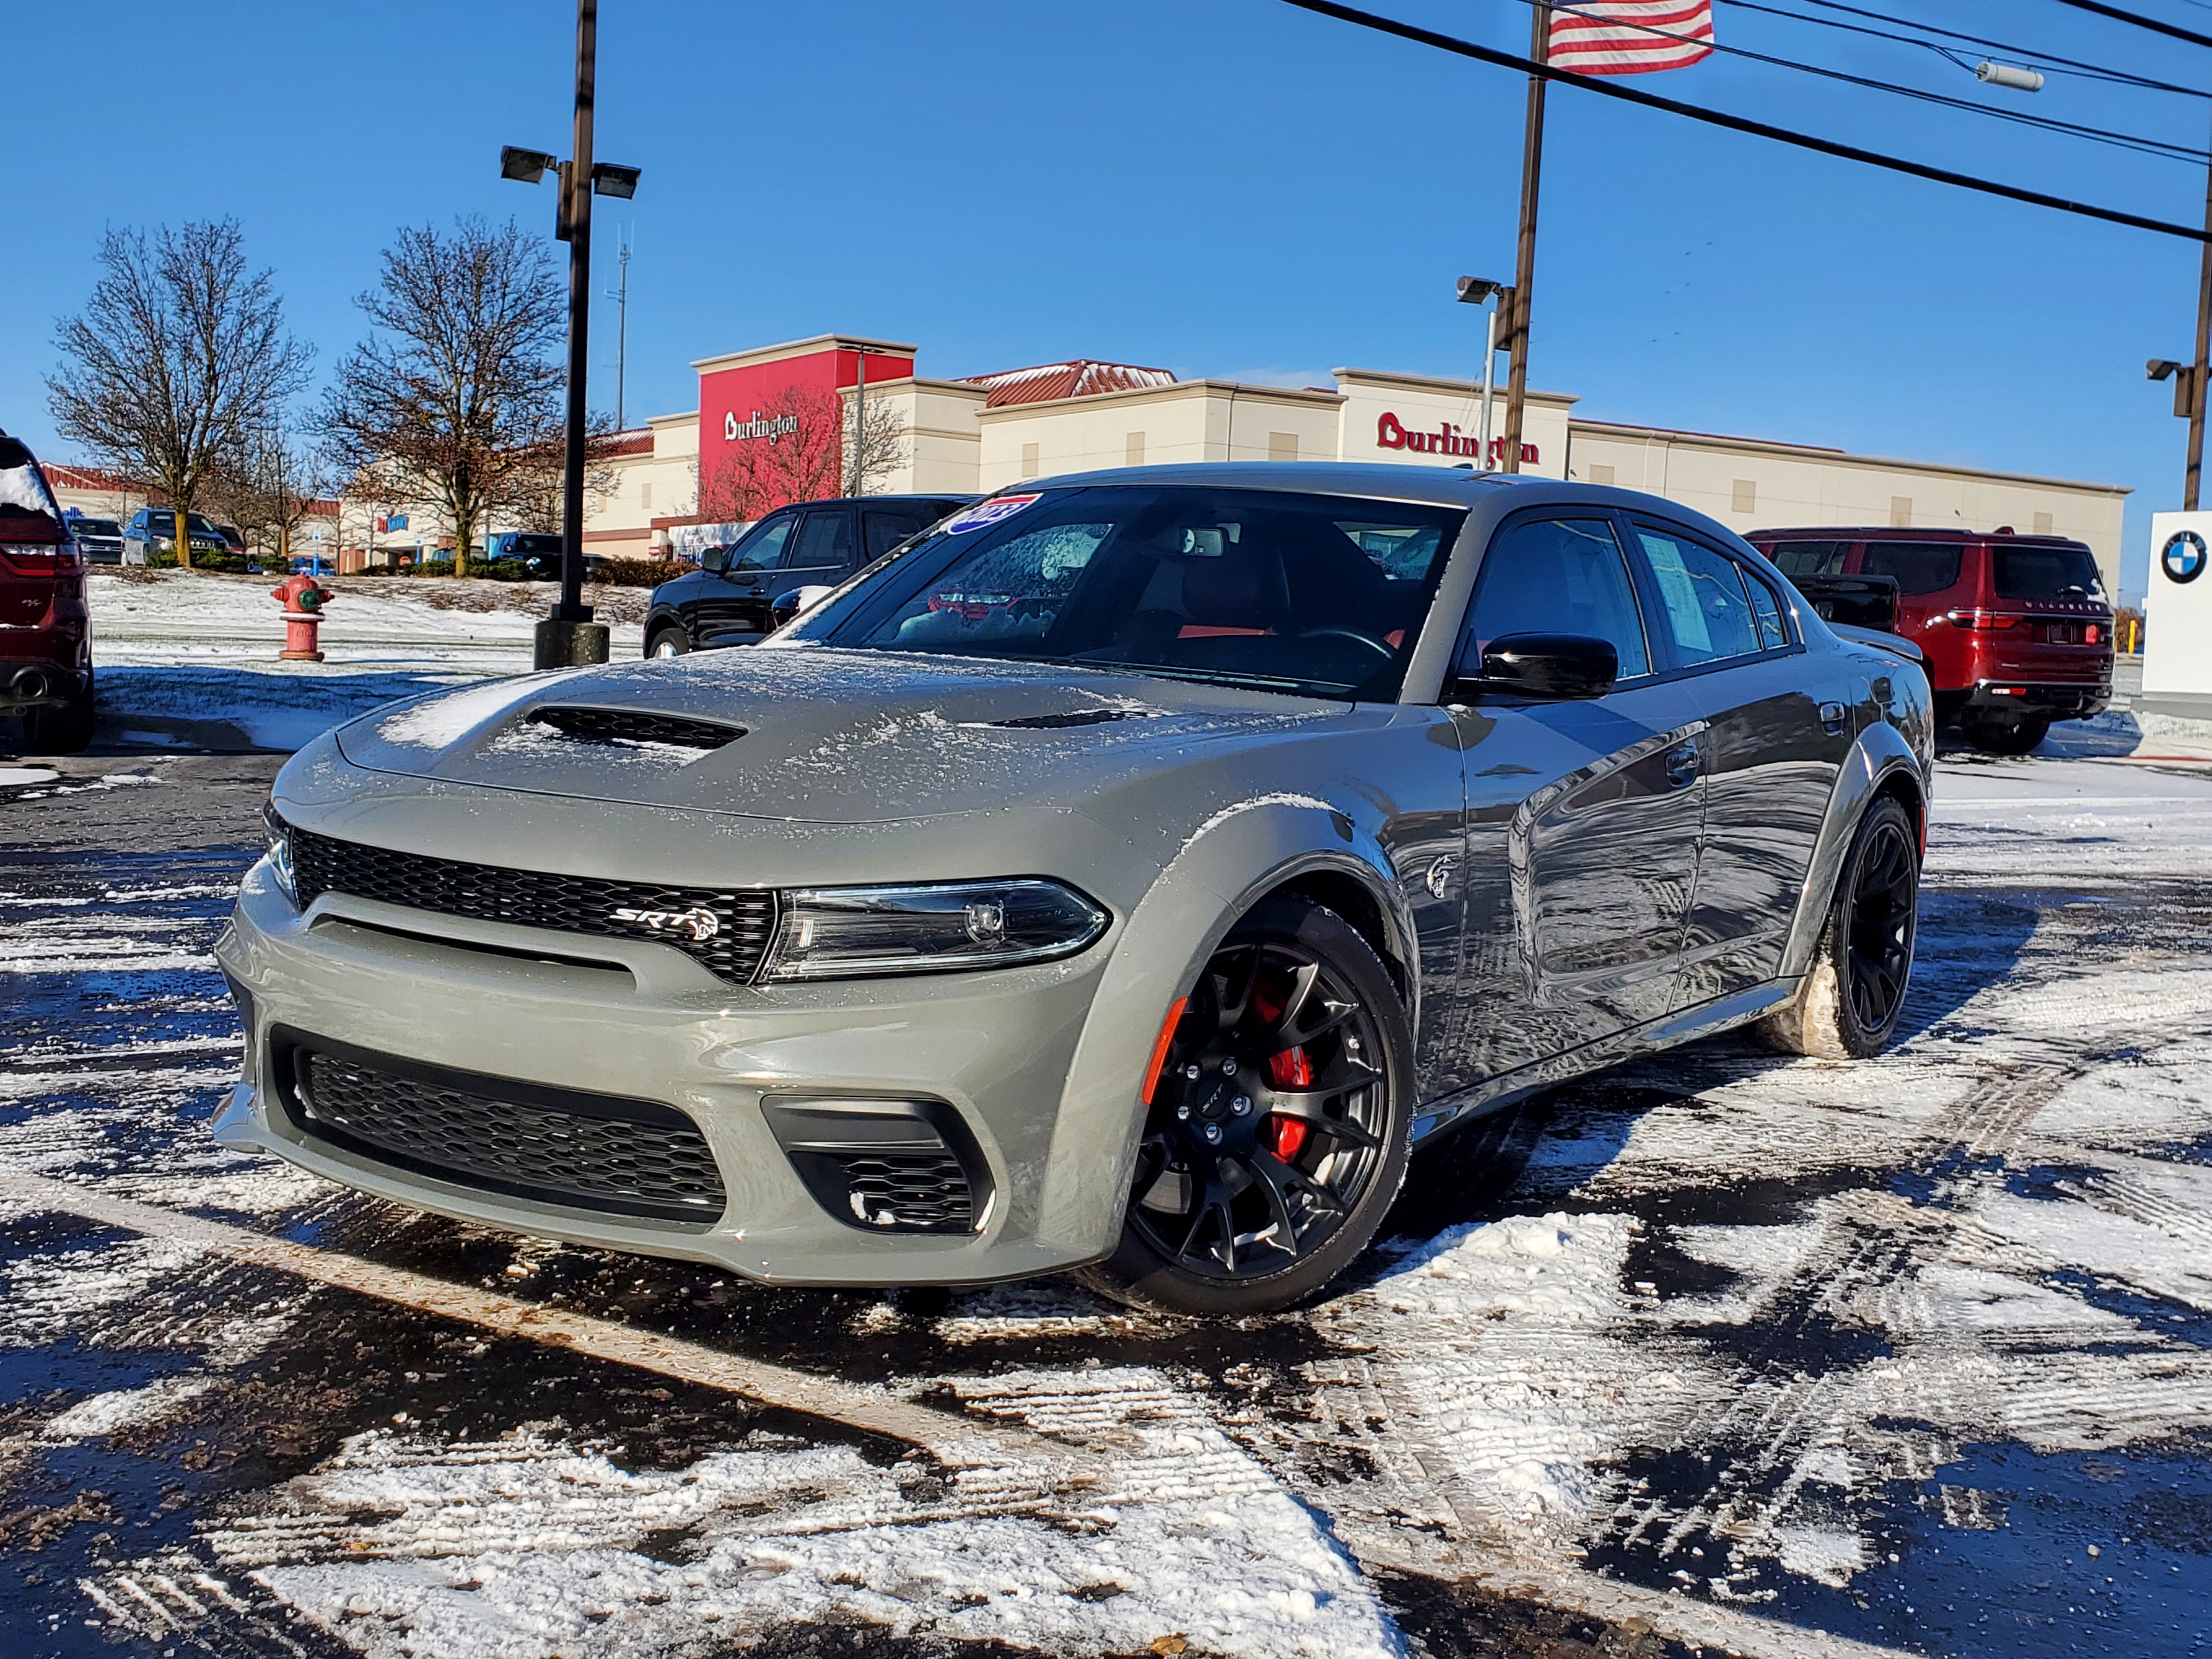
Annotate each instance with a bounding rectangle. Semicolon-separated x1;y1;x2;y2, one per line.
2;743;2209;1658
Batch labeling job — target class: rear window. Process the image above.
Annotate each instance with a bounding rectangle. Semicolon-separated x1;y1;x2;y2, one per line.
1764;540;1848;578
1863;541;1963;596
1994;544;2104;602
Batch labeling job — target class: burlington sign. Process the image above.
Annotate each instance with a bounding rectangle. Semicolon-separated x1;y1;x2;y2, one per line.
1375;411;1536;467
725;410;800;444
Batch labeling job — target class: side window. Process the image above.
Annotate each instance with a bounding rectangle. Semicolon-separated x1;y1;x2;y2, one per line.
863;508;930;561
1460;516;1651;680
788;509;855;570
729;513;796;573
1635;527;1764;665
1764;539;1847;578
1743;565;1790;649
1862;541;1963;596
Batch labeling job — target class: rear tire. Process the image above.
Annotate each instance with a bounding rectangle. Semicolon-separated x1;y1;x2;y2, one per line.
1960;712;2049;755
1759;795;1919;1060
1078;898;1416;1316
24;687;95;755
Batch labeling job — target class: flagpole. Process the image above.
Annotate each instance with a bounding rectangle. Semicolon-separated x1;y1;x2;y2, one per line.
1501;1;1549;475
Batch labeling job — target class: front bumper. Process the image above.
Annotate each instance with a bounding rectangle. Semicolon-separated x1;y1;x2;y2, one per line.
213;858;1127;1285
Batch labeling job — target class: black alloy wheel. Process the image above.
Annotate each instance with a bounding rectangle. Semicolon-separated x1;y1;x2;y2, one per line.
1080;897;1415;1316
1843;808;1917;1038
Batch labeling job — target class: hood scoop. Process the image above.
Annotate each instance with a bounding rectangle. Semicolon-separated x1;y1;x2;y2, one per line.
979;708;1154;730
528;705;746;752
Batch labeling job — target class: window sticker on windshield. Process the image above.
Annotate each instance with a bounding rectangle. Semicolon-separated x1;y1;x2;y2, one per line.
943;494;1040;536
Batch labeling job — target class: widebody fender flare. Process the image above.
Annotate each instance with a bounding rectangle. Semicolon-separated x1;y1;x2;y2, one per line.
1779;719;1930;984
1029;794;1414;1257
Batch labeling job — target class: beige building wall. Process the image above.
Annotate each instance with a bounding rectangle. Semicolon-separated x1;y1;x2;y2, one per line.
838;378;989;495
589;412;701;549
975;381;1344;492
1567;421;2130;591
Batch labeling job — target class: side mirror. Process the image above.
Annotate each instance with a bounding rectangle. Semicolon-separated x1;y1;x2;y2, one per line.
701;546;729;574
1461;632;1618;699
770;584;836;629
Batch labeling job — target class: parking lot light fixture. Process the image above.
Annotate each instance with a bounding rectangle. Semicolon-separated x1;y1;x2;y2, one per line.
591;163;641;200
1458;276;1508;471
500;146;557;184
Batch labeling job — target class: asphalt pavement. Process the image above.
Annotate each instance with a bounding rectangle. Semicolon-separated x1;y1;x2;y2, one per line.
3;741;2210;1659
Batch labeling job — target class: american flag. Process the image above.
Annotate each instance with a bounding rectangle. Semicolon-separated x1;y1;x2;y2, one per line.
1548;1;1715;75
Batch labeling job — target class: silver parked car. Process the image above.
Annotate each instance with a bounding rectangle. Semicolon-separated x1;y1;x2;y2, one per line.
217;465;1932;1314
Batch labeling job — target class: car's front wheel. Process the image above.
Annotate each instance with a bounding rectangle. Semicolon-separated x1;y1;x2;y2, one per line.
646;626;690;659
1760;794;1920;1060
1079;897;1415;1316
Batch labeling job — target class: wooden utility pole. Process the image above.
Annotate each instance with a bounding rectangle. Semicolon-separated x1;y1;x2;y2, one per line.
1500;3;1550;475
2189;151;2212;510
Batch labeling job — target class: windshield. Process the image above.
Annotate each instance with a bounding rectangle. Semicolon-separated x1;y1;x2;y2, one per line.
1994;543;2104;602
790;486;1467;699
504;534;562;557
73;518;121;537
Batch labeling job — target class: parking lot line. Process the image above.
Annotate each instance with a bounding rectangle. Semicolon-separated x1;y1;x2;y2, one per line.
0;1164;1098;1482
1;1164;1921;1659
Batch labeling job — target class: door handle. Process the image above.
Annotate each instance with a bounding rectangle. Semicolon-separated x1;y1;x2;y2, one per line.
1819;700;1848;734
1663;743;1701;788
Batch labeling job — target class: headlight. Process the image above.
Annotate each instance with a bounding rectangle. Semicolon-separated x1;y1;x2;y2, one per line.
263;805;297;906
763;879;1107;980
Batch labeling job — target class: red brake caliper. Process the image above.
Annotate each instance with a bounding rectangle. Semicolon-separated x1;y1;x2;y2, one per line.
1266;1047;1313;1160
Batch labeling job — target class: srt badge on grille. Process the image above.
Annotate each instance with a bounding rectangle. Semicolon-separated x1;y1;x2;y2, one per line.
611;905;721;943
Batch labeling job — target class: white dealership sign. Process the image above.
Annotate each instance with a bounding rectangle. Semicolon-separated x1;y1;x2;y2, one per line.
2143;510;2212;715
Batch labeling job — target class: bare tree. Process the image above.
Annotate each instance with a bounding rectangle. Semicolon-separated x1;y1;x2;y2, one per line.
205;424;336;562
847;390;909;497
47;220;311;570
319;217;587;578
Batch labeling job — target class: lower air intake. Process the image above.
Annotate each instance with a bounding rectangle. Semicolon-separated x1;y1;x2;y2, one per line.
761;1097;990;1235
273;1030;725;1224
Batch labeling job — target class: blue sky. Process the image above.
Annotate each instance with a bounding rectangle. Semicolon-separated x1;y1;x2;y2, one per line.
12;0;2212;600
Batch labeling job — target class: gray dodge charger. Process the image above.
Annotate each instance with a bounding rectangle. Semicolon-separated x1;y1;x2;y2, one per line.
217;464;1932;1314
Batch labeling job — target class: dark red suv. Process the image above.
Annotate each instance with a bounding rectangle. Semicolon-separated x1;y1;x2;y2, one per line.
0;430;95;752
1748;526;2112;753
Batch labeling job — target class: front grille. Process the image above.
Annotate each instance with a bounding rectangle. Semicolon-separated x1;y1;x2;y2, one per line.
830;1151;975;1231
529;706;746;751
276;1034;725;1223
285;821;776;984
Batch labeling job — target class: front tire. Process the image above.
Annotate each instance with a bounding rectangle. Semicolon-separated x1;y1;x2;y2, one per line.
1759;795;1920;1060
646;627;690;659
1078;898;1415;1316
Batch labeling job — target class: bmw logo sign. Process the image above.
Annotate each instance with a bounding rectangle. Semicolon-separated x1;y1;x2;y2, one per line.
2164;529;2209;585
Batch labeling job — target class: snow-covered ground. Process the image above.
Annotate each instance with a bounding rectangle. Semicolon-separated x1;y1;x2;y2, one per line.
3;751;2212;1658
84;569;648;751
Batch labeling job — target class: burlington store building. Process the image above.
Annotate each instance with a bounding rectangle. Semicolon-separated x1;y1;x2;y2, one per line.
604;333;2126;594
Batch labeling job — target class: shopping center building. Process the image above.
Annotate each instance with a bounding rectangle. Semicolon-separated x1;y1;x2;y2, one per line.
591;331;2129;592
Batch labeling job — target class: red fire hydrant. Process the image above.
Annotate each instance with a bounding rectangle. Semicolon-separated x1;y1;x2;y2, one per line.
270;573;334;662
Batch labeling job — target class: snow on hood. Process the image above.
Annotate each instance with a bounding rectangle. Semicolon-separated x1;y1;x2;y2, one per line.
334;647;1345;824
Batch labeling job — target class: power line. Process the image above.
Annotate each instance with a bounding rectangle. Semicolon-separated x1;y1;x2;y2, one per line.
1519;0;2212;161
1734;0;2211;99
1276;0;2212;241
2044;0;2212;50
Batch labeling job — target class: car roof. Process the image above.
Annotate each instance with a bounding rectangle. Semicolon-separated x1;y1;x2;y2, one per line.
1746;526;2091;548
1000;461;1753;548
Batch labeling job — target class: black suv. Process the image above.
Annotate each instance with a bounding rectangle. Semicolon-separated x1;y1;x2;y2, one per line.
644;494;972;656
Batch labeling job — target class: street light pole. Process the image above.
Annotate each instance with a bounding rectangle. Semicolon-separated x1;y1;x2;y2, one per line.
543;0;603;667
2190;147;2212;510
